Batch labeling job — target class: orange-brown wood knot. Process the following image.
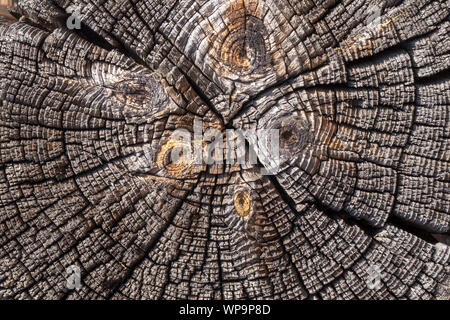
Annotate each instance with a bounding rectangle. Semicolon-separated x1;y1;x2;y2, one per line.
234;189;251;218
214;0;269;76
157;139;194;177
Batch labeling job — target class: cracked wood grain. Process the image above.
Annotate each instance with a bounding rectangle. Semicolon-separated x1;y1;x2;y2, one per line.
0;0;449;300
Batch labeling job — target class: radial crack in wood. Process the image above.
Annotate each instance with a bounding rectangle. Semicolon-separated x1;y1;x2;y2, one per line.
0;0;449;300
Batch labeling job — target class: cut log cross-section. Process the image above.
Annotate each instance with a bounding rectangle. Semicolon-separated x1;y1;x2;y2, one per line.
0;0;449;300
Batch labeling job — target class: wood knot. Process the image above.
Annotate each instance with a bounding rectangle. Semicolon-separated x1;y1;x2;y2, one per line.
157;139;193;177
215;1;269;77
278;116;312;150
234;189;251;218
280;126;299;148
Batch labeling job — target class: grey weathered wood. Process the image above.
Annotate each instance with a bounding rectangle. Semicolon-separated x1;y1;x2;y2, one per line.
0;0;449;300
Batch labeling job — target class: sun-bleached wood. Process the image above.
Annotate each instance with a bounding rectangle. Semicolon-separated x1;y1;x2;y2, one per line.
0;0;449;300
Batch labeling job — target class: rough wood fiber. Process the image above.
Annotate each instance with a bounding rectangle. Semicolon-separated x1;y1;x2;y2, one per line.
0;0;449;300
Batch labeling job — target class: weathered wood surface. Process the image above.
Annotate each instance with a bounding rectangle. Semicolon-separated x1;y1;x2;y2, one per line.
0;0;449;300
